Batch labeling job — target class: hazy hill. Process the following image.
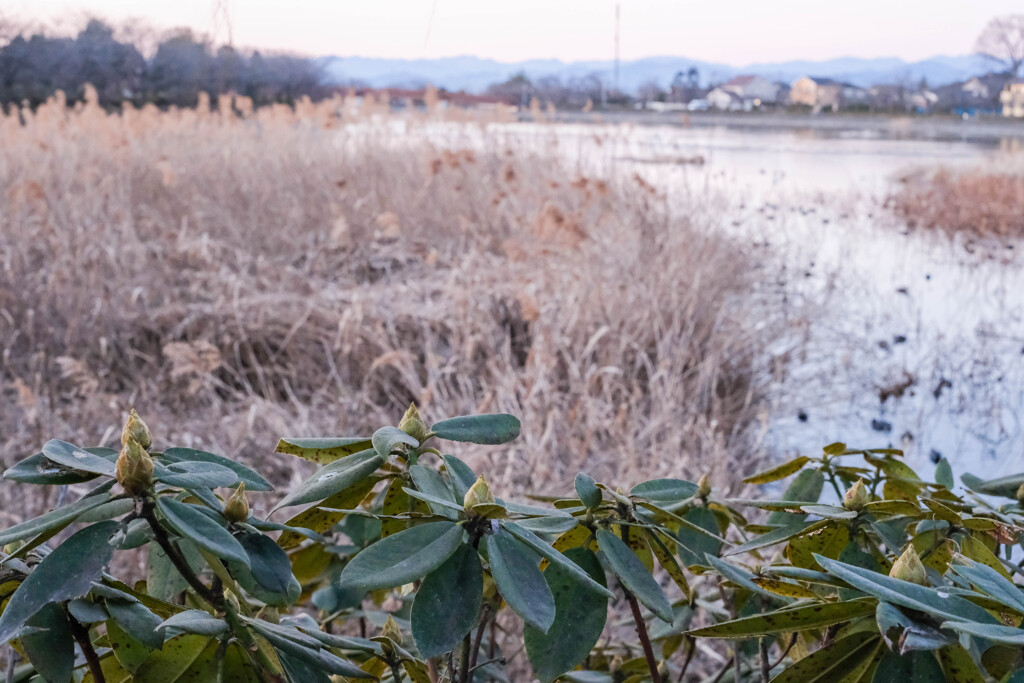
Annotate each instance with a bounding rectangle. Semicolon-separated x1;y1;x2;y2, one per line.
317;53;991;93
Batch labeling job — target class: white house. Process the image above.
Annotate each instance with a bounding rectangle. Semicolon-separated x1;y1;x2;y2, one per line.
721;75;780;105
707;87;745;111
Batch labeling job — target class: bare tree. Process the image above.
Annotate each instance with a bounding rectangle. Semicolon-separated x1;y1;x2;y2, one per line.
974;15;1024;77
637;79;665;104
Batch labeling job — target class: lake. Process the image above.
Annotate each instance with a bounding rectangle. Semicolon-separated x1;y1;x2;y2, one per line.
488;120;1024;481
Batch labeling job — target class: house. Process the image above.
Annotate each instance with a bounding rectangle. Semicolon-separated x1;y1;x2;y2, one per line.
934;73;1010;116
706;87;745;111
721;75;780;106
789;76;868;111
1002;80;1024;118
908;89;938;113
868;85;906;111
789;76;841;110
962;77;990;99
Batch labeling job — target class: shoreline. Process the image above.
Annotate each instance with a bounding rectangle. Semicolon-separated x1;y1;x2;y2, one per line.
534;110;1024;145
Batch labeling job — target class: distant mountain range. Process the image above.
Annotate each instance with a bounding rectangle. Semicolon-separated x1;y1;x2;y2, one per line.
316;54;993;94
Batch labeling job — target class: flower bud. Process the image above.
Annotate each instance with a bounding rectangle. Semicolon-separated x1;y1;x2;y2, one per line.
223;482;250;523
842;480;869;511
397;402;428;443
463;476;496;509
380;614;403;646
697;473;711;498
609;655;624;673
116;437;154;495
121;409;153;451
1016;482;1024;507
889;546;927;585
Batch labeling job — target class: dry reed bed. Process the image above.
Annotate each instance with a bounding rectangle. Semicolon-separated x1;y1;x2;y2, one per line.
0;95;777;521
888;166;1024;240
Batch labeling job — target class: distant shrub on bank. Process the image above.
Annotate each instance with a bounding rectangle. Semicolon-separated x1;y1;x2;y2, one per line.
888;167;1024;239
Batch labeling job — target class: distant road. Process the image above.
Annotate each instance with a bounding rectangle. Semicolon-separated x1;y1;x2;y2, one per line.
537;110;1024;145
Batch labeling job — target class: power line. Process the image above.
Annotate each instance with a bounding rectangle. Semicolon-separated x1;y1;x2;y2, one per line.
211;0;234;47
422;0;440;55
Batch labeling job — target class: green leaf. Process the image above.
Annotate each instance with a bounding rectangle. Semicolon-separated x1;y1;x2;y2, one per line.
338;521;464;591
937;645;986;683
41;439;116;477
371;426;419;458
247;620;373;679
574;473;603;509
76;498;135;523
707;555;793;604
146;541;203;602
769;468;825;525
514;516;579;535
948;557;1024;614
107;618;152;674
0;489;115;546
676;506;723;567
430;414;521;445
133;634;212;682
938;620;1024;645
688;599;876;638
278;650;332;683
802;504;858;520
66;598;108;624
485;527;555;632
934;459;954;491
160;447;272;491
960;472;1024;498
106;599;164;650
743;456;811;485
526;548;609;683
872;650;944;682
400;487;465;516
154;461;239;489
502;521;614;598
156;497;250;568
274;437;373;465
272;449;384;511
596;529;672;623
771;631;880;683
157;610;228;637
3;448;116;485
724;521;818;556
409;465;460;519
762;565;851;588
442;454;478;501
0;521;117;644
629;479;698;503
20;602;74;683
236;529;299;597
277;477;378;549
815;555;997;625
411;544;483;658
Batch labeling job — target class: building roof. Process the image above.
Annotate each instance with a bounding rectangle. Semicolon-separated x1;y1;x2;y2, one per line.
708;87;743;102
724;74;761;87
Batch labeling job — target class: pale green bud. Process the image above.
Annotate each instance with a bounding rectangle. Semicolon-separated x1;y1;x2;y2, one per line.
842;480;869;511
889;546;927;585
121;409;153;451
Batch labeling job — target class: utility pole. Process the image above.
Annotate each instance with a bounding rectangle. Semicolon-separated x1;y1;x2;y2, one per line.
212;0;234;47
614;3;620;95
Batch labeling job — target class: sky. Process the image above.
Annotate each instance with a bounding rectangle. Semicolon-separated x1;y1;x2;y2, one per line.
7;0;1022;65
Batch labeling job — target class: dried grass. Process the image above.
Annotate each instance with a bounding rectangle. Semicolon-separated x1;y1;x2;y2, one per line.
0;93;778;520
888;166;1024;239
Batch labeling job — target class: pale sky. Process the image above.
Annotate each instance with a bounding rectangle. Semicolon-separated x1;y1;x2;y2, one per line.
7;0;1021;65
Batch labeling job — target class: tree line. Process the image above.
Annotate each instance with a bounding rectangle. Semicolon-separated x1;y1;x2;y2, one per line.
0;19;326;111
